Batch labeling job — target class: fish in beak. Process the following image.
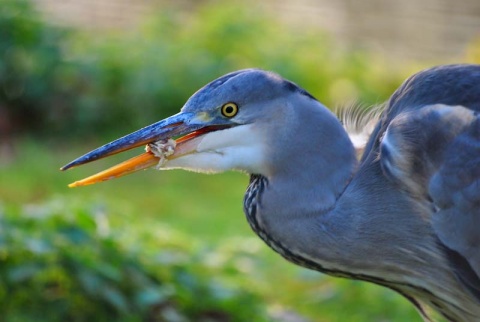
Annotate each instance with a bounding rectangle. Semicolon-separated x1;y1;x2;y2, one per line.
61;112;230;187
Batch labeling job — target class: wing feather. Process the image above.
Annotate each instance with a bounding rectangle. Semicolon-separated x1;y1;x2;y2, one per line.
379;104;480;300
430;117;480;294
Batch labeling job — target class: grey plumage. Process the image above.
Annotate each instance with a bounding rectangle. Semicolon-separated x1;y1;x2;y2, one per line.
63;65;480;321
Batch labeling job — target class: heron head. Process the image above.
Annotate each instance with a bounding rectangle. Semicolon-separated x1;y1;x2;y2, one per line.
62;69;313;186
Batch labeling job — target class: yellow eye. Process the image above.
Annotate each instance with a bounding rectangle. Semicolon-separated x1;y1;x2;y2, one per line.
221;102;238;118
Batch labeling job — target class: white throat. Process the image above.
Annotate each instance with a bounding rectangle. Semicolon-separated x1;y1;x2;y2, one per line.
160;124;268;175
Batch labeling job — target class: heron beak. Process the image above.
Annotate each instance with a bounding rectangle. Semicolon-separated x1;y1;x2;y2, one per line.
61;112;215;187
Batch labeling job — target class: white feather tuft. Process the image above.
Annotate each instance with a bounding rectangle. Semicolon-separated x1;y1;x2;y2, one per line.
335;102;384;154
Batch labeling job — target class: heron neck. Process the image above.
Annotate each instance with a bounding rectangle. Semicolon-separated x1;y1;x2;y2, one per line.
260;99;358;220
245;99;429;280
244;100;361;266
247;144;444;297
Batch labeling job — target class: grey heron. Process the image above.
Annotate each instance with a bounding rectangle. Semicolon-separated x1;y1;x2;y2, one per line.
62;64;480;321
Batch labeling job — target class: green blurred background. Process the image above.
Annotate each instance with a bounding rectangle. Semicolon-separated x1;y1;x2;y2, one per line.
1;0;479;321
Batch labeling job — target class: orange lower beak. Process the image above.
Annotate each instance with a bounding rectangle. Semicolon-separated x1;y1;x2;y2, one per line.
66;131;204;187
67;151;159;187
61;112;210;187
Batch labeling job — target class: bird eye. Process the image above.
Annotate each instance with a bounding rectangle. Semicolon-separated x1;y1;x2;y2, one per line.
221;102;238;118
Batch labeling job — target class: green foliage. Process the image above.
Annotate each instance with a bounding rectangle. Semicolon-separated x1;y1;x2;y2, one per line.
0;141;423;322
0;0;76;135
1;0;409;139
0;200;268;321
0;1;428;320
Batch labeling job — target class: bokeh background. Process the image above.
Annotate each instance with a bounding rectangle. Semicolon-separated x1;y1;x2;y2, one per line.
1;0;480;321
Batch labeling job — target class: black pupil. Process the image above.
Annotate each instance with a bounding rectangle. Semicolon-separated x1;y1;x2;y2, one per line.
225;105;234;114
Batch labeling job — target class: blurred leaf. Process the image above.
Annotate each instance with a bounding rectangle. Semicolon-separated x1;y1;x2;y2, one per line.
135;286;168;308
77;269;103;295
101;285;129;313
7;263;43;282
93;262;122;282
0;198;269;321
0;0;408;139
25;237;51;254
59;226;91;244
